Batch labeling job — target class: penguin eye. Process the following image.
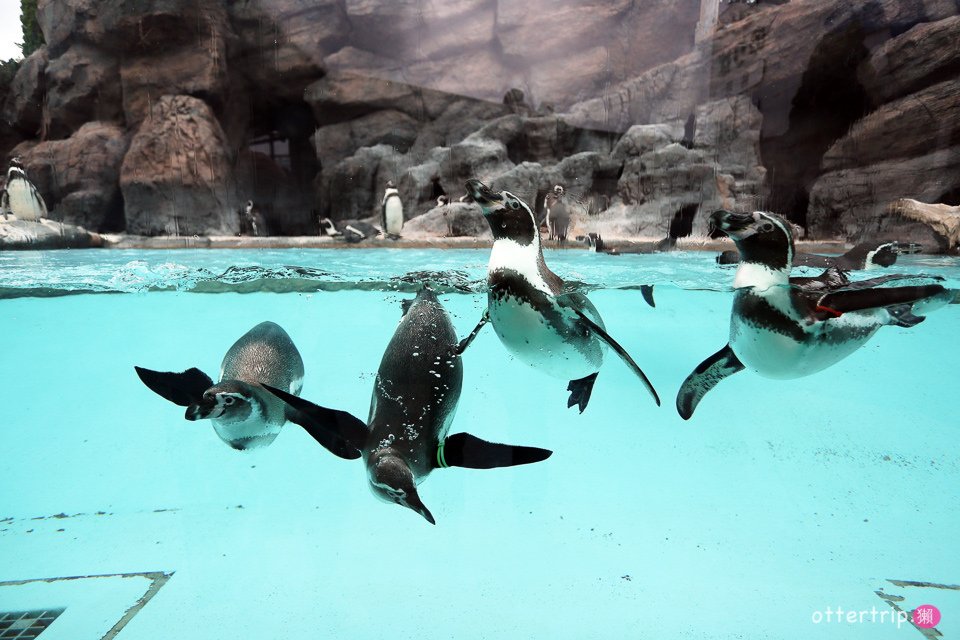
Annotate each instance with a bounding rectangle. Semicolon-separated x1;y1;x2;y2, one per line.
509;200;519;210
758;221;774;232
223;396;236;406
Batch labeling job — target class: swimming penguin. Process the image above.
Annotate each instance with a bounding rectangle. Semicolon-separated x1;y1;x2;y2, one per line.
381;180;404;238
677;210;953;419
1;158;47;222
134;322;352;455
265;288;552;524
716;240;922;269
462;178;660;412
544;185;570;243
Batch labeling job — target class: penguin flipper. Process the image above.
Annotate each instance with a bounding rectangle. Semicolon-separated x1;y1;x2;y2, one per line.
262;385;365;460
436;432;552;470
568;307;661;406
640;285;655;308
676;345;744;420
134;366;213;406
817;284;948;315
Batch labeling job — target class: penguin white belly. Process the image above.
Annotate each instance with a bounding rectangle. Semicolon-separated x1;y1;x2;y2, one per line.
384;198;403;235
731;304;884;379
213;416;282;450
6;179;46;221
489;294;604;380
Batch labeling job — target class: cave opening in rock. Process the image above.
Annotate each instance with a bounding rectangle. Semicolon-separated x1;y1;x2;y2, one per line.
758;18;870;230
937;185;960;207
243;101;319;234
669;203;700;239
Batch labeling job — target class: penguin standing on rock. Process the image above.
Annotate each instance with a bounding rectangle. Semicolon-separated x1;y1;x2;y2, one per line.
1;158;47;222
544;185;570;242
240;200;267;237
134;322;352;455
461;178;660;413
677;210;954;419
381;180;404;238
265;288;552;525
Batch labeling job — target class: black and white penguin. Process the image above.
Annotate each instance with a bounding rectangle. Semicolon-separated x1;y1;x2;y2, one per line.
134;322;351;454
677;210;953;419
240;200;267;237
462;178;660;412
318;217;342;237
381;180;404;238
544;184;570;242
716;240;922;269
265;288;552;524
1;158;47;222
584;233;672;256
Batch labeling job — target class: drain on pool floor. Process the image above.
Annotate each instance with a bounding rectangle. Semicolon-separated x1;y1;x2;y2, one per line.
0;609;65;639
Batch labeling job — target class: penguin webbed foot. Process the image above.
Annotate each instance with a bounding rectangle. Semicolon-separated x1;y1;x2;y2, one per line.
454;311;489;355
886;304;926;328
437;432;552;469
567;372;599;413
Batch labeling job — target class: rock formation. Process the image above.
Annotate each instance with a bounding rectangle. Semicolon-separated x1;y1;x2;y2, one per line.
0;0;956;245
120;95;237;236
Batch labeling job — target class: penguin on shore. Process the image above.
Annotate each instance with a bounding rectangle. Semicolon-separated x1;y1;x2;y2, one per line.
134;322;352;455
677;210;953;419
544;185;570;242
1;158;47;222
265;288;552;525
319;217;343;237
381;180;404;238
240;200;267;237
462;178;660;412
716;240;922;269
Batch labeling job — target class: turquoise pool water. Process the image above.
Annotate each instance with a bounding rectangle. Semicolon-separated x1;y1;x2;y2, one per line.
1;248;958;638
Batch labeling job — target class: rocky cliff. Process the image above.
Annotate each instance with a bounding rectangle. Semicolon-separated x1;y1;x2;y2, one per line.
1;0;958;247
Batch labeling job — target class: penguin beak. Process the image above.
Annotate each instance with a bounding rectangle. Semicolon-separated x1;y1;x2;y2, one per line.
403;489;436;525
464;179;502;209
185;397;219;421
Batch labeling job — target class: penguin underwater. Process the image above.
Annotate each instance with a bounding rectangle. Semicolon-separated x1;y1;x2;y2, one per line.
265;287;552;525
462;178;660;413
135;321;351;455
677;210;954;419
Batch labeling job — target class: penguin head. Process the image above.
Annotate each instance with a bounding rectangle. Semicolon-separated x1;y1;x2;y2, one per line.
465;179;537;245
553;184;565;197
709;210;793;271
186;381;261;424
865;242;899;267
9;157;23;169
368;452;435;524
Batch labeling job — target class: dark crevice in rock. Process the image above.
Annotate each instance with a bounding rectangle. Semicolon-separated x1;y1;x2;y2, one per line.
669;202;700;239
760;18;870;228
938;185;960;207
